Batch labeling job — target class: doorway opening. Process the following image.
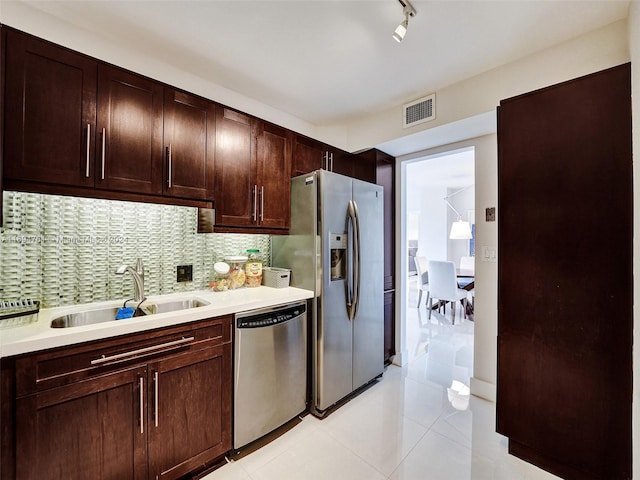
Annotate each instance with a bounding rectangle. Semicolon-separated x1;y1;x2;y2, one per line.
402;146;475;391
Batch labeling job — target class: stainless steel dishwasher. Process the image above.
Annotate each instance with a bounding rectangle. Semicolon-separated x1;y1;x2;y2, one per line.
234;301;307;450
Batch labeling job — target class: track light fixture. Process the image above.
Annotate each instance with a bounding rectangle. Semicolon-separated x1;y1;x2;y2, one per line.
393;0;417;43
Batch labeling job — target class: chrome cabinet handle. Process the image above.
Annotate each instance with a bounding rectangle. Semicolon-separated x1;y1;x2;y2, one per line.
139;376;144;434
330;152;334;172
259;186;264;222
167;144;172;188
90;336;196;366
154;371;159;427
252;185;258;223
85;123;91;177
101;127;106;180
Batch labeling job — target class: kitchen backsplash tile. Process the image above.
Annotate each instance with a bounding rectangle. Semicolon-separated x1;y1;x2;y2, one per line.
0;192;270;308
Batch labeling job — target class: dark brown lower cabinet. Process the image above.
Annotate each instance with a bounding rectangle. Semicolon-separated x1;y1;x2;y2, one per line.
6;316;232;480
16;366;148;480
148;344;231;480
497;63;632;480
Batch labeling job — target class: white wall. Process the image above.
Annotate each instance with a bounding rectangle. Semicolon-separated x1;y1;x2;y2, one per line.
629;3;639;479
344;19;630;153
417;186;447;262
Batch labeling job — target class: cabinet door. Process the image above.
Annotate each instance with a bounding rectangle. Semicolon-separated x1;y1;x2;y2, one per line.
292;134;324;177
163;89;216;201
96;64;163;194
16;366;147;480
257;122;291;229
148;344;231;480
377;153;395;291
214;108;257;227
329;147;354;177
497;64;632;479
4;29;96;188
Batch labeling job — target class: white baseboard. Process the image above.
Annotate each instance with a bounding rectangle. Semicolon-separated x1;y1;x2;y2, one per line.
391;348;410;367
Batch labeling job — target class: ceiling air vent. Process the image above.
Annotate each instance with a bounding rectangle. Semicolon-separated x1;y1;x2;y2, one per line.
403;93;435;128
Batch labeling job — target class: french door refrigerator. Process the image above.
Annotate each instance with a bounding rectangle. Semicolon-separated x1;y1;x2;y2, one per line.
272;170;384;417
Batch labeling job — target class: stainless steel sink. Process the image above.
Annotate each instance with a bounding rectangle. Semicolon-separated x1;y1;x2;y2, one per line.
144;298;209;314
50;298;210;328
50;306;148;328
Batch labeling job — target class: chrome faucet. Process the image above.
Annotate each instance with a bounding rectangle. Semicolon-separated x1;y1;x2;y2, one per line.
115;258;146;303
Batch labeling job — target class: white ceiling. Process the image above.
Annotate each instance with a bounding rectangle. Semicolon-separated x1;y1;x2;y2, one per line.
406;147;475;189
21;0;630;128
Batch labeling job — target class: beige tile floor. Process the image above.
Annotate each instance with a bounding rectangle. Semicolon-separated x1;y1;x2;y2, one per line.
204;277;559;480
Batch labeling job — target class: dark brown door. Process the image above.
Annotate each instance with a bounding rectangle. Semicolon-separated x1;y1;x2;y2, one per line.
4;29;96;188
16;366;147;480
292;135;324;176
163;89;216;201
257;122;291;229
497;63;632;480
214;108;257;227
96;64;163;194
148;344;231;480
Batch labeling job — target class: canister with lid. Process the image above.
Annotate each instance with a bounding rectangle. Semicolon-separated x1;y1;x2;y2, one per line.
245;249;262;287
226;256;248;289
210;262;230;292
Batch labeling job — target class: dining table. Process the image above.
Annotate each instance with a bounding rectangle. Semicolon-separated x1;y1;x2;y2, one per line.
456;268;475;317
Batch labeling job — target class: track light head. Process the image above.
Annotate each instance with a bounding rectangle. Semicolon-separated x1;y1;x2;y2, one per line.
392;0;417;43
393;18;408;42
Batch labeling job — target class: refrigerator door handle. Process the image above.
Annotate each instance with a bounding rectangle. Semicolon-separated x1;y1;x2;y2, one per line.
352;200;361;320
346;200;361;320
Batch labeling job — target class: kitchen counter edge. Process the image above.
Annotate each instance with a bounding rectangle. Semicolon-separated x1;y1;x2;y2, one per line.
0;287;314;358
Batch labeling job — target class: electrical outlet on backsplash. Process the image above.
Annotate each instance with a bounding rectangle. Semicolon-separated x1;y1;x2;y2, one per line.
0;191;270;308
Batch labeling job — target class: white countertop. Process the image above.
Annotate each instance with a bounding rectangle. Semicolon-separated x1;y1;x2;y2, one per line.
0;286;314;358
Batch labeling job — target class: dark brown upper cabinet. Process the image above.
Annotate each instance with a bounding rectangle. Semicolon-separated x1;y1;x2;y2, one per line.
214;107;291;230
2;27;212;207
292;134;324;177
214;107;257;228
256;122;291;229
292;134;355;178
96;64;164;195
163;89;216;201
327;146;355;177
3;28;97;188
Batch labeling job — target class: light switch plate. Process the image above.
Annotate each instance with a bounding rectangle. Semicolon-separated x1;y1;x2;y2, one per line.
485;207;496;222
482;246;497;263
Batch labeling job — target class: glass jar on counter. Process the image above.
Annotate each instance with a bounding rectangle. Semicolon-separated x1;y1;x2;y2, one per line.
209;262;230;292
225;256;248;289
245;249;262;287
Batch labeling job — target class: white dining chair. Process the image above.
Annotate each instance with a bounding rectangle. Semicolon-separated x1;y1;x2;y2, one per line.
427;260;468;324
458;256;475;289
414;256;429;308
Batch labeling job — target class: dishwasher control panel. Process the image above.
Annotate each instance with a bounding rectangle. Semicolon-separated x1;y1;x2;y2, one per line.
236;304;306;329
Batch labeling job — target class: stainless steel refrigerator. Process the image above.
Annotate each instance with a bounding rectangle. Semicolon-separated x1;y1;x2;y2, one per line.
272;170;384;417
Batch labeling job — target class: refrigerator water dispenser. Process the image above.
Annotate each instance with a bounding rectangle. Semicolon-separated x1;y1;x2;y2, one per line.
330;233;347;280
